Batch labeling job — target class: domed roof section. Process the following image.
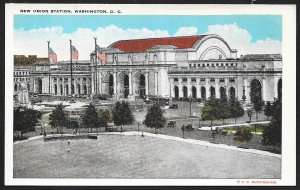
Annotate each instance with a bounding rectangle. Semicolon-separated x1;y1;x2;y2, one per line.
108;35;207;53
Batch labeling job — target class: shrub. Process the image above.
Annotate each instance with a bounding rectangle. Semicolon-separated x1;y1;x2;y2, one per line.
233;127;253;142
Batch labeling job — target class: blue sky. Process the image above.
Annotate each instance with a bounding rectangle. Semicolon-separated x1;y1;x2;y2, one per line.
14;15;282;60
14;15;282;42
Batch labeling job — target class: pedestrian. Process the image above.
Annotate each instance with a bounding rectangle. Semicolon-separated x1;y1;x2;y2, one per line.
68;139;70;145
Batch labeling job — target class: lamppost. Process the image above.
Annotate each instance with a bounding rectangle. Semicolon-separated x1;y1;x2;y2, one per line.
138;121;140;131
189;95;192;117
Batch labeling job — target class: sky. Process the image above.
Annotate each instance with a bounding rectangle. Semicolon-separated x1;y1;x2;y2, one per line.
14;15;282;61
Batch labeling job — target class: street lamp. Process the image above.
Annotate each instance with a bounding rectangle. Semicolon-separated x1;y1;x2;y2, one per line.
189;95;192;117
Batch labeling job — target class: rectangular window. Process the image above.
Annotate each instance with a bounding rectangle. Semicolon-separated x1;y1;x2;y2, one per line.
226;63;229;66
220;78;225;82
202;64;205;67
189;64;191;67
207;63;209;66
182;78;187;82
191;77;196;82
231;63;234;66
194;64;196;67
200;78;205;82
221;63;224;66
174;78;178;82
216;63;219;66
229;78;235;82
198;64;200;67
212;64;214;67
210;78;215;82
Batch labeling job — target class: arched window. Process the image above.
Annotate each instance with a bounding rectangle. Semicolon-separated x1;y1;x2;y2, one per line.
174;86;179;98
250;79;262;103
192;86;197;99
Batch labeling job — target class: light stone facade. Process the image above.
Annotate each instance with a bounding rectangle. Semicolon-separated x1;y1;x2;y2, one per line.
24;34;282;103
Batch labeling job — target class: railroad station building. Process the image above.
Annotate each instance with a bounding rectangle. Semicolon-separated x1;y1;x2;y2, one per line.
20;34;282;103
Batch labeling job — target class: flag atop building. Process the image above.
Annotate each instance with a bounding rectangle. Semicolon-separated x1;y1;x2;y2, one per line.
96;45;106;64
48;47;57;63
71;45;79;60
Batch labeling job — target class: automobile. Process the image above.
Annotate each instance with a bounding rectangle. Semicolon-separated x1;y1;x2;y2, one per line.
181;124;194;131
169;104;178;109
166;121;176;128
106;127;118;132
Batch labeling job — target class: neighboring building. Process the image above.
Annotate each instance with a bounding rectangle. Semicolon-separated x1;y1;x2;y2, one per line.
20;34;282;103
14;55;48;94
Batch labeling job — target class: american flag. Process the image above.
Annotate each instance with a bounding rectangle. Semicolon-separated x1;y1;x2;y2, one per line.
48;47;57;63
96;45;106;64
71;45;79;60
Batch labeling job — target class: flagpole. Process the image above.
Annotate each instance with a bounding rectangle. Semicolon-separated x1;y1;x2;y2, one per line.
94;37;98;95
47;41;51;94
70;39;73;96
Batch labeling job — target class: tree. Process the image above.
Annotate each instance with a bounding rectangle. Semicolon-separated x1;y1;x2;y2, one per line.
144;103;166;134
67;118;79;129
14;106;42;137
229;97;244;124
81;103;99;132
233;127;253;142
218;95;231;124
262;99;282;150
253;97;262;122
264;101;272;120
49;104;69;134
201;97;220;130
98;109;110;131
112;101;134;132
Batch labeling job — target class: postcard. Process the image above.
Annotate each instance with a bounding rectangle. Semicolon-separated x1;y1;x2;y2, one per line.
5;3;296;186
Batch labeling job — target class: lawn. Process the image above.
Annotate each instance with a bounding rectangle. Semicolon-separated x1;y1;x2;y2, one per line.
14;134;281;179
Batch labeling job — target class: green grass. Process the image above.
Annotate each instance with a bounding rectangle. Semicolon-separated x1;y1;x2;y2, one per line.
222;124;267;134
13;135;281;179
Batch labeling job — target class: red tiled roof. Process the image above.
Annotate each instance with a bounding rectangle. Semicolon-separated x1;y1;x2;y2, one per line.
109;35;206;53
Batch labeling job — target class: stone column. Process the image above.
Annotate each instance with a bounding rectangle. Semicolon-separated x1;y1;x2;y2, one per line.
145;72;149;95
169;78;173;98
187;78;192;97
215;80;220;98
243;77;248;102
205;78;209;98
129;71;133;95
154;71;158;96
196;80;201;99
262;77;266;102
98;72;102;94
68;78;71;96
91;71;95;94
178;78;183;98
274;78;278;99
114;72;117;95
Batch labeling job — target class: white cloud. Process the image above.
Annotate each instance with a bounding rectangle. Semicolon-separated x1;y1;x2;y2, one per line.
206;23;282;56
14;23;281;60
14;25;170;61
174;27;198;36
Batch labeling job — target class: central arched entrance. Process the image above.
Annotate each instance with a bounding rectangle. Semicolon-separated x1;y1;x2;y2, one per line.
250;79;262;103
183;86;188;98
118;72;129;98
201;86;206;100
210;86;215;98
220;86;226;99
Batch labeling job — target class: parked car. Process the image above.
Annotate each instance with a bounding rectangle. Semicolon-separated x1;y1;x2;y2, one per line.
169;104;178;109
181;124;194;131
166;121;176;128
